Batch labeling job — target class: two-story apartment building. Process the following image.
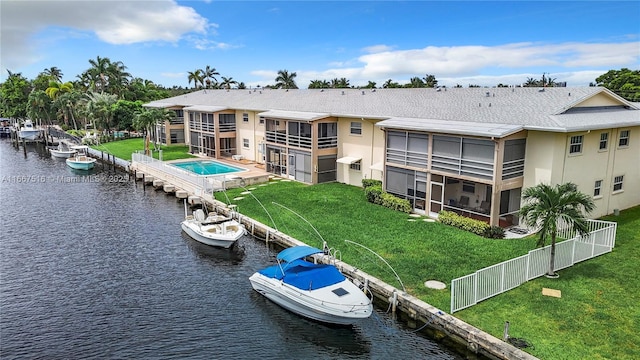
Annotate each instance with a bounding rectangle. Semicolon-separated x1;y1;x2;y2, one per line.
145;87;639;226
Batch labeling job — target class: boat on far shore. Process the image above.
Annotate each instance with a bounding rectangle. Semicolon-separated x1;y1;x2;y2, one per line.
66;145;96;170
49;142;77;158
17;120;42;141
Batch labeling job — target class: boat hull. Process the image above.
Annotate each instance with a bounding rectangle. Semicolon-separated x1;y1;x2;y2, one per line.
66;157;96;170
18;130;41;141
249;273;372;326
181;219;245;248
50;149;77;158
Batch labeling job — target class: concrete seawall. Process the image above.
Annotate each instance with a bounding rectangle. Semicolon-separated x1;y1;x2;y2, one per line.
128;160;537;360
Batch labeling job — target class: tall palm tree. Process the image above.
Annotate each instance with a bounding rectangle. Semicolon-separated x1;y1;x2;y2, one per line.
133;107;173;154
219;76;237;90
203;66;220;89
274;69;298;89
43;67;63;82
87;56;111;92
187;69;204;89
519;182;595;278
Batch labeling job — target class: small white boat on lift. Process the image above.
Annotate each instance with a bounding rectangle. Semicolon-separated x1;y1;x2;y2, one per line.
18;120;42;141
49;142;77;158
249;245;373;326
66;145;96;170
181;208;246;248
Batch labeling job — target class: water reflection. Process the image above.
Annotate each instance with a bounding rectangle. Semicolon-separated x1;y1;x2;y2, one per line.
181;231;247;265
249;291;372;357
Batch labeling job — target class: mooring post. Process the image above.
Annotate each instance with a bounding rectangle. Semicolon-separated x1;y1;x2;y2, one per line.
22;138;27;157
503;321;510;341
391;291;398;315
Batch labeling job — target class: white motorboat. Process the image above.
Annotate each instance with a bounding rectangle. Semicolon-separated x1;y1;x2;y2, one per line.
18;120;41;141
66;145;96;170
249;245;373;326
181;208;246;248
49;142;77;158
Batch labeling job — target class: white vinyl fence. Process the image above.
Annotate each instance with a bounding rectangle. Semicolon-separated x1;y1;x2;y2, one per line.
450;219;617;313
132;152;231;195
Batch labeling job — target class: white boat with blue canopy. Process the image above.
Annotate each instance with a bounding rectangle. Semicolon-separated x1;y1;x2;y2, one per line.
249;245;372;325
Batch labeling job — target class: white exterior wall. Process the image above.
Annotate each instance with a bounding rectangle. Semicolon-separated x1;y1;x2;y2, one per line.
336;117;385;186
523;127;640;219
235;110;265;164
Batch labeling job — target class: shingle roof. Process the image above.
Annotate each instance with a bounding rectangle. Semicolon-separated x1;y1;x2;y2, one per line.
148;87;640;133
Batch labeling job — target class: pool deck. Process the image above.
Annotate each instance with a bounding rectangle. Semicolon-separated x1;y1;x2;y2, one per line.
182;154;271;181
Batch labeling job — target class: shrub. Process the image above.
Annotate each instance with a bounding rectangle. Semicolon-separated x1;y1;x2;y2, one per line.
362;179;382;189
485;225;506;239
438;210;491;236
380;192;411;213
364;184;383;204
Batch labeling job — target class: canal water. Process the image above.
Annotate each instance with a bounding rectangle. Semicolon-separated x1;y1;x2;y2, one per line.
0;140;462;360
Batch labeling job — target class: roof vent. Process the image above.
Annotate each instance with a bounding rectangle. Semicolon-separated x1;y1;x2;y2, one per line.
489;103;492;107
372;89;376;92
320;89;324;92
361;91;365;95
568;92;571;96
485;91;490;97
341;91;345;95
436;87;441;92
538;88;545;92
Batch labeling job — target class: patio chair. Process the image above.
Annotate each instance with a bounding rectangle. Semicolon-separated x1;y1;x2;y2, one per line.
480;201;490;214
459;196;470;208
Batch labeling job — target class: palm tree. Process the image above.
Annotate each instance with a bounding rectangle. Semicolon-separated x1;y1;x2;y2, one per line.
27;90;54;126
87;56;111;92
203;66;220;89
45;81;74;100
274;70;298;89
407;77;425;88
85;91;118;135
43;67;63;82
519;182;595;278
187;69;204;89
423;74;438;88
219;76;237;90
133;107;173;154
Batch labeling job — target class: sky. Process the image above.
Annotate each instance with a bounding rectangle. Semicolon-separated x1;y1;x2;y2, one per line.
1;0;639;89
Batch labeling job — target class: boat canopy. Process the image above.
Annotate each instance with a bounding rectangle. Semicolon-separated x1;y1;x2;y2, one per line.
277;246;323;263
258;259;346;290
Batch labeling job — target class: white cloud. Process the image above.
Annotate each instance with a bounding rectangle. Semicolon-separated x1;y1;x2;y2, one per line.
281;41;639;87
362;44;394;53
1;0;210;71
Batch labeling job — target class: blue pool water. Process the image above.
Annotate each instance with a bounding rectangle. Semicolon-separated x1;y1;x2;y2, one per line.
172;160;244;175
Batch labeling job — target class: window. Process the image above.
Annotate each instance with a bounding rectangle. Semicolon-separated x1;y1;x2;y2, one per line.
242;113;248;122
594;180;602;197
599;132;608;150
350;160;361;171
569;135;583;154
259;117;265;125
613;175;624;191
462;181;475;194
350;122;362;135
242;138;249;149
619;130;630;147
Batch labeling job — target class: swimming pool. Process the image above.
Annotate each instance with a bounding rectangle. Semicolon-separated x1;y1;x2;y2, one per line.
171;160;244;176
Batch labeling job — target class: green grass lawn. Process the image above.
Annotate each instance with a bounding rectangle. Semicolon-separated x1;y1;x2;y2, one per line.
92;138;196;161
217;180;639;360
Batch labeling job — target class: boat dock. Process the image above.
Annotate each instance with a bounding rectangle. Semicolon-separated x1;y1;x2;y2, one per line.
129;156;536;360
